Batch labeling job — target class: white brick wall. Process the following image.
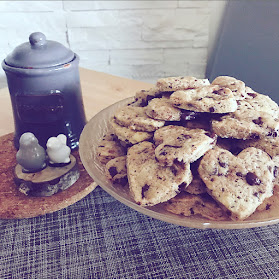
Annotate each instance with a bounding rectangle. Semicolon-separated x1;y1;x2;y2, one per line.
0;0;227;88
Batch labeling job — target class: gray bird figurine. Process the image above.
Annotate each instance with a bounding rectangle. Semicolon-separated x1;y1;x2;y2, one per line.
16;132;47;173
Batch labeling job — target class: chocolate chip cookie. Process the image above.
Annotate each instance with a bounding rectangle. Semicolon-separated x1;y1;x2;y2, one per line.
156;76;209;92
198;146;274;220
114;106;165;132
170;85;238;113
126;141;192;206
153;125;217;166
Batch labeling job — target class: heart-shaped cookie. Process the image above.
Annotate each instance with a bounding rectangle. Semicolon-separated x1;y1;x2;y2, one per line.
126;141;192;206
154;125;217;166
198;146;274;220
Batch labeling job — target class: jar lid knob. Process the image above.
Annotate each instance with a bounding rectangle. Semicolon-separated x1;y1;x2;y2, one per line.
29;32;46;48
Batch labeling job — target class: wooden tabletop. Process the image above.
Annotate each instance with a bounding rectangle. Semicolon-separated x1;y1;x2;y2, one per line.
0;68;152;137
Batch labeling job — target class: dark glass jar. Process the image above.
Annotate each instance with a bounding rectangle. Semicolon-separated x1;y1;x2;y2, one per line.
2;32;86;150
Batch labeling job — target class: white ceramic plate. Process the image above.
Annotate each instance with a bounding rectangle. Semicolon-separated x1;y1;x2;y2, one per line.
79;98;279;229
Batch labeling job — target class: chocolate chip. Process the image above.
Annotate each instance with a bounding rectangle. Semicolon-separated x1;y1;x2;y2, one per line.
266;204;271;210
164;144;182;149
159;150;167;156
253;192;259;198
209;107;215;113
267;130;278;137
236;172;243;177
252;117;263;125
179;134;191;140
250;133;260;140
108;167;118;178
142;184;150;198
247;92;257;98
274;166;279;178
246;172;261;185
219;161;228;168
141;148;149;154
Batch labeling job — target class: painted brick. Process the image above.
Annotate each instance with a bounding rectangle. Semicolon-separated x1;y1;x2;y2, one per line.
63;1;178;11
110;49;163;65
174;9;210;31
0;0;226;85
66;11;121;28
142;9;210;42
0;1;63;12
142;25;195;42
178;1;209;8
159;62;192;77
187;62;207;78
0;12;67;46
194;34;209;48
105;64;166;81
68;26;142;50
163;48;208;64
76;50;110;67
69;27;193;50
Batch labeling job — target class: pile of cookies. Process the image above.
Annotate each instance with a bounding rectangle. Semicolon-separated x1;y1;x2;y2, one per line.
97;76;279;221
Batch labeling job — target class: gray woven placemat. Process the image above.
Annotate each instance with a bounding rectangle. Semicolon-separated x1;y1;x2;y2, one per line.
1;186;279;279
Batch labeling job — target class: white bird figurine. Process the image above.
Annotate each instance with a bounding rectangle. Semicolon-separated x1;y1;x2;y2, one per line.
16;132;46;173
46;134;71;165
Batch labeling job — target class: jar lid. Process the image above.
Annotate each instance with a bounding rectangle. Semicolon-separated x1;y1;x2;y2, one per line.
4;32;75;69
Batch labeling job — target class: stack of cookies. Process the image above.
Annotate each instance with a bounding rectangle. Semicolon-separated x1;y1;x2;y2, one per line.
97;76;279;221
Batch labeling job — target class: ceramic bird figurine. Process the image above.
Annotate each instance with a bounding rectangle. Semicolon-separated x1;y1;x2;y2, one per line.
46;134;71;165
16;132;47;173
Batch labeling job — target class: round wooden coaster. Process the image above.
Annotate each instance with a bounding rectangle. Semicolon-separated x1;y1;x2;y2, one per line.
0;133;97;219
